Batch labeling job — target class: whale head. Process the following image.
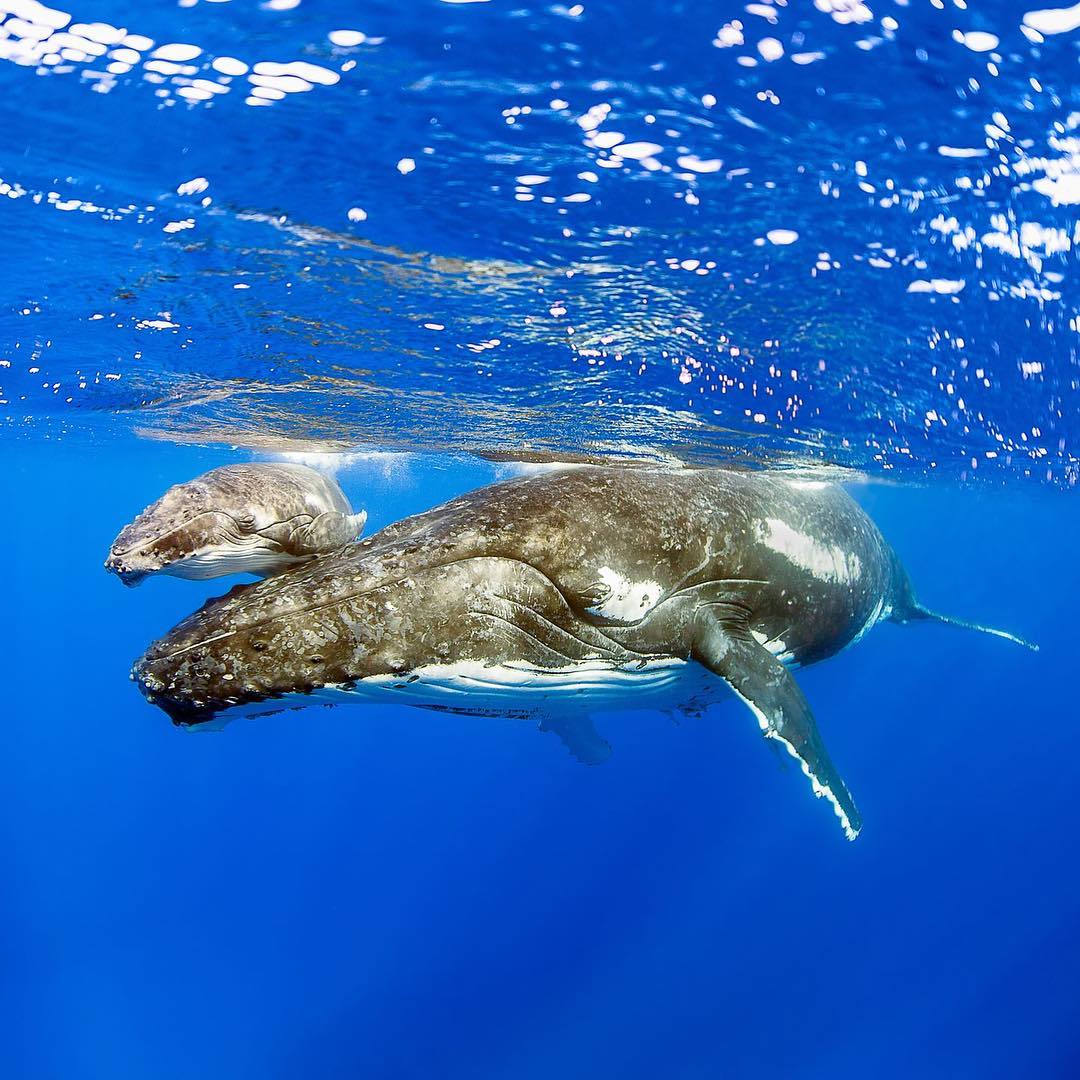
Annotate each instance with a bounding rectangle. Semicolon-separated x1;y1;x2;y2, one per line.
131;546;612;725
105;496;288;586
104;463;359;586
131;554;451;724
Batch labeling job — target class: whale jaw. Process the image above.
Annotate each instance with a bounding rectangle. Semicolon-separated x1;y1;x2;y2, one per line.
105;560;148;587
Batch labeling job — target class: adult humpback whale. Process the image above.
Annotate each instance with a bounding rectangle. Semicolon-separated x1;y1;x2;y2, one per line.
133;468;1032;839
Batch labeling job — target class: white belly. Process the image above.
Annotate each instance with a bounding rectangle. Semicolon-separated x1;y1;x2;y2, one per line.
341;656;706;710
202;656;725;727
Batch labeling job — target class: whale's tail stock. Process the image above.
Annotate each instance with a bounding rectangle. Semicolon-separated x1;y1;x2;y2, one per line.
885;548;1039;652
893;599;1039;652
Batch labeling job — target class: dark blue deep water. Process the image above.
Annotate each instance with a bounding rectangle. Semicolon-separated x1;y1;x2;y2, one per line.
2;1;1079;1077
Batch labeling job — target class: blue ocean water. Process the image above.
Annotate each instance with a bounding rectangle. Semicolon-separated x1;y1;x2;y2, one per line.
2;0;1079;1077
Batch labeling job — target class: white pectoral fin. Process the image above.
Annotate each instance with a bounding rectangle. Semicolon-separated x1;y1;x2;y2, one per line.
538;711;612;766
348;509;368;540
693;611;862;841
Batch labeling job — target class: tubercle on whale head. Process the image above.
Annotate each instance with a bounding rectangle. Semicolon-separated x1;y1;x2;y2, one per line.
133;618;280;725
134;647;265;726
135;674;217;727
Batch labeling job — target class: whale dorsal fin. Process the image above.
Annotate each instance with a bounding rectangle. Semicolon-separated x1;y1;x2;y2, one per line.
538;711;612;766
693;610;862;840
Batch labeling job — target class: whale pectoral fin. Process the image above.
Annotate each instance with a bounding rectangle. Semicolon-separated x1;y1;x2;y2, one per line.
538;711;612;766
693;615;862;841
290;510;368;555
346;510;368;540
578;580;612;611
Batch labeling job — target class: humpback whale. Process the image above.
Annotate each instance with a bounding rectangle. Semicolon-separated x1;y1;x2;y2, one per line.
106;463;366;586
132;467;1033;839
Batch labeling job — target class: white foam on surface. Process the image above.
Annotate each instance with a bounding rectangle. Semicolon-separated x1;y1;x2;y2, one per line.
153;42;201;62
757;37;784;61
329;30;366;47
211;55;247;75
958;31;999;52
614;141;663;160
1033;172;1080;206
1023;3;1080;35
907;278;965;294
676;155;723;173
766;229;798;245
938;146;986;158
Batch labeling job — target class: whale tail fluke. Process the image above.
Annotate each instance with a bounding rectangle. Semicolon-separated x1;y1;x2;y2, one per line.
898;601;1039;653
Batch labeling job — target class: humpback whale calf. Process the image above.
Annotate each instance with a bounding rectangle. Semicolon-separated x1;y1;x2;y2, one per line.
106;463;367;586
133;467;1033;839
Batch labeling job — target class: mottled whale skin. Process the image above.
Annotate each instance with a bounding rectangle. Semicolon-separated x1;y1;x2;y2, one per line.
106;463;367;586
133;467;1032;839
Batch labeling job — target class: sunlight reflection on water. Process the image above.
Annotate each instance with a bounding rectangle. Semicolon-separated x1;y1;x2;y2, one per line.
0;0;1076;485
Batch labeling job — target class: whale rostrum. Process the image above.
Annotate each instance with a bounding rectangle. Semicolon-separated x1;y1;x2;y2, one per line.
131;467;1035;839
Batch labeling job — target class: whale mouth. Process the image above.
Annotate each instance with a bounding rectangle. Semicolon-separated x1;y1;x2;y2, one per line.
150;693;204;726
133;657;294;727
104;556;148;586
133;659;224;725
